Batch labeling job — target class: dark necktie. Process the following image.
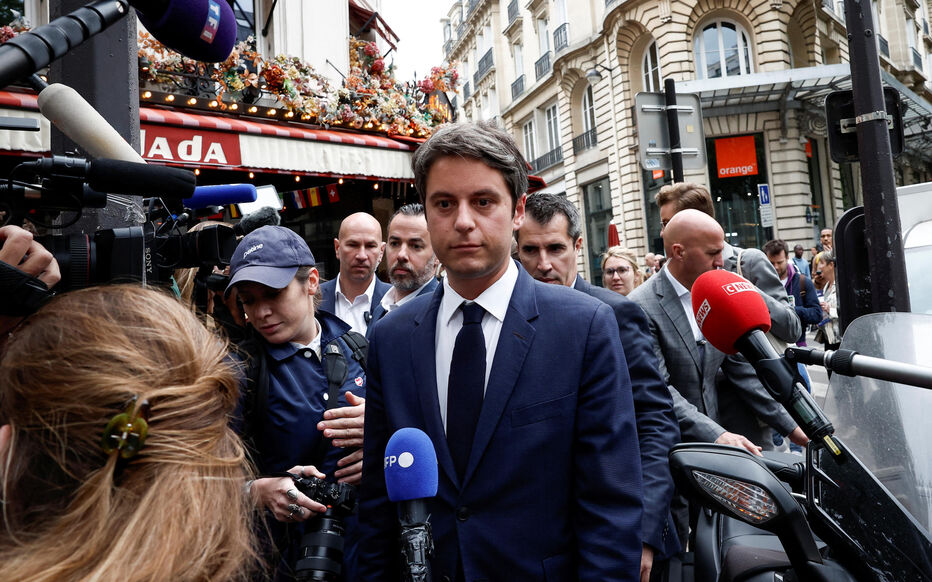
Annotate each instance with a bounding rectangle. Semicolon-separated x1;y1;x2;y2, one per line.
446;301;486;480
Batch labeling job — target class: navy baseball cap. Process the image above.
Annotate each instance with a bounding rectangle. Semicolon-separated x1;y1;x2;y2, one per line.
225;226;315;298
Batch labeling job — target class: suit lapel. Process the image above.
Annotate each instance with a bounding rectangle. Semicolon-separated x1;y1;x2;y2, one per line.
463;268;537;487
656;269;703;372
410;286;459;486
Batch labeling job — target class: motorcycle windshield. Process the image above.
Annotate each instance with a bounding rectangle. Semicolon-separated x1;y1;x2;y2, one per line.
816;312;932;575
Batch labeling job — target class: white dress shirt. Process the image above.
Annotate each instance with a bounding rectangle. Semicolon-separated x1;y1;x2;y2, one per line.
334;275;377;334
435;260;518;431
664;267;704;342
289;319;323;360
380;279;433;314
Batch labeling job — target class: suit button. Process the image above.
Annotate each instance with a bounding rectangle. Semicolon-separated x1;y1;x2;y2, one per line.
456;506;471;521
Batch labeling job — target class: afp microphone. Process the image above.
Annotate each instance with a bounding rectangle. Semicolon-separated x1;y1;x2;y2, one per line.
385;428;437;582
691;269;836;445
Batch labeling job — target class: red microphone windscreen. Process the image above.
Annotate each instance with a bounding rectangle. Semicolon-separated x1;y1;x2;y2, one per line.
691;270;771;354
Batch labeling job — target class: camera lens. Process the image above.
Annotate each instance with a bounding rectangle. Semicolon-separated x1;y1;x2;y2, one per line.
295;508;345;582
38;234;95;291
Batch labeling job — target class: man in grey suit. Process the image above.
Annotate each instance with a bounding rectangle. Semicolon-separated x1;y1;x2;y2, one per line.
630;209;806;545
655;183;801;343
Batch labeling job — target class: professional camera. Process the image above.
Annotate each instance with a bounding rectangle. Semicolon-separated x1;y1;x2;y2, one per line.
292;475;358;582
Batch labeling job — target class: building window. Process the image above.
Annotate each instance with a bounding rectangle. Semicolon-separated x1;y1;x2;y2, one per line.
642;41;662;91
583;177;613;285
513;42;524;77
523;120;537;162
545;104;559;151
232;0;257;45
537;18;550;55
582;85;596;134
693;20;754;79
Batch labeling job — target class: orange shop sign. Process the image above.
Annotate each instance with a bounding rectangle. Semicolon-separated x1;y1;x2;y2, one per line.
139;125;242;166
715;135;758;178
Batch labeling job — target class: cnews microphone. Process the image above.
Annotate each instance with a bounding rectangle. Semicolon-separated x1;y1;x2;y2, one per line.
691;270;838;451
385;428;437;582
183;183;257;209
25;156;196;198
133;0;237;63
37;84;145;163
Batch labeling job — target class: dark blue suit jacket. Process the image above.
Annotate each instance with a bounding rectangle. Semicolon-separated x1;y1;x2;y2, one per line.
318;276;391;331
367;277;440;337
357;266;643;582
574;276;681;558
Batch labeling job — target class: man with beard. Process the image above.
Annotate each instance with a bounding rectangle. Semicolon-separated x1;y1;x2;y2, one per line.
369;203;440;332
320;212;391;334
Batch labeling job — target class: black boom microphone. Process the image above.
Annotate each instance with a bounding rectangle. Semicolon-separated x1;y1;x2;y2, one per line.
24;156;196;199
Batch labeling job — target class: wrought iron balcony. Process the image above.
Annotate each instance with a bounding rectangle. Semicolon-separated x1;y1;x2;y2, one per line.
474;48;494;85
913;47;924;70
553;23;569;53
444;40;453;55
467;0;480;16
531;146;563;172
511;74;525;100
572;128;598;154
878;35;889;58
535;51;552;81
507;0;519;25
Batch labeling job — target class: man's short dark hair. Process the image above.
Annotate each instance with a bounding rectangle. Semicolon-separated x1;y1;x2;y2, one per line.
523;193;582;241
763;239;788;257
412;121;529;208
655;182;715;218
389;203;425;227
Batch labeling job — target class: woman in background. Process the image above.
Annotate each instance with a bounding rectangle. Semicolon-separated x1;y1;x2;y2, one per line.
0;285;257;582
602;246;644;296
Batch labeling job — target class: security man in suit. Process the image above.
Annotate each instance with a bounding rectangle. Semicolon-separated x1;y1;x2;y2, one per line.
319;212;391;334
357;121;643;581
515;192;680;582
628;210;806;543
369;203;440;329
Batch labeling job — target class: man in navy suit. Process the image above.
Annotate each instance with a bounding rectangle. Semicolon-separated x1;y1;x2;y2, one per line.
318;212;391;334
357;121;643;581
368;203;440;331
516;192;680;582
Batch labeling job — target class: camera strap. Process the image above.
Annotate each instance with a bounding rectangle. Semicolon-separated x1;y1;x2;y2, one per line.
313;331;368;466
0;260;55;316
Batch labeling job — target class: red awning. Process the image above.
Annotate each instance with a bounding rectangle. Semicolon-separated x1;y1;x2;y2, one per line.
348;0;400;51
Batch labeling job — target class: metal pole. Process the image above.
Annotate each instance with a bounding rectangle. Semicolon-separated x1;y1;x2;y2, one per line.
664;78;684;183
843;0;910;312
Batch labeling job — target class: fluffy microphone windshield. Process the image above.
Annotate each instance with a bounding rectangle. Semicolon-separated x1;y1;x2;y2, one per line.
691;270;771;355
384;428;438;502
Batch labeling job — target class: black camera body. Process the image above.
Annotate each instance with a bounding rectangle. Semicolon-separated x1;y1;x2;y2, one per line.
292;476;358;582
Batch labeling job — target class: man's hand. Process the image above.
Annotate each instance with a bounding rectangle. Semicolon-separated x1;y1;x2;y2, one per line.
787;426;809;447
0;225;60;288
640;544;654;582
250;464;327;522
334;448;364;485
317;391;365;448
715;431;763;456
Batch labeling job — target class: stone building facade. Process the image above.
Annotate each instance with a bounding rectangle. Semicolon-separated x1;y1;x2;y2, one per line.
443;0;932;282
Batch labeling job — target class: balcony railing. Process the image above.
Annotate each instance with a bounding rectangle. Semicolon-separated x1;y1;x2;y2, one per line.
913;47;924;70
444;39;453;55
511;74;525;99
474;48;494;86
463;81;471;100
878;35;890;58
572;128;598;154
467;0;479;16
535;51;552;80
553;23;569;53
507;0;519;25
457;21;467;41
531;146;563;172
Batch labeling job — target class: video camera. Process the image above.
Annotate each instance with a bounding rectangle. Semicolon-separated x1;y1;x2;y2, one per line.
291;475;358;582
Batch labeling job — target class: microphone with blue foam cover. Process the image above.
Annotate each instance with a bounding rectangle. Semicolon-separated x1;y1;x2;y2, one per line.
183;183;257;209
384;427;437;582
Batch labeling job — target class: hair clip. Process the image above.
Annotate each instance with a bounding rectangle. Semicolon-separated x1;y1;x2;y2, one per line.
101;396;151;459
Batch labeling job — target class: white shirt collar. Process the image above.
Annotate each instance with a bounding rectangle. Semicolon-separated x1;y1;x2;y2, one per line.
663;266;690;298
381;279;433;312
439;260;518;327
335;273;376;305
289;318;322;360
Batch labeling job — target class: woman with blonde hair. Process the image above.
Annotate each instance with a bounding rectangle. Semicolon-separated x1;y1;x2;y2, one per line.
601;246;644;296
0;285;257;582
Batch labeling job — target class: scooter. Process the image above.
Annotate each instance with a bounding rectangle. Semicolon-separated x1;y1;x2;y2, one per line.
666;312;932;582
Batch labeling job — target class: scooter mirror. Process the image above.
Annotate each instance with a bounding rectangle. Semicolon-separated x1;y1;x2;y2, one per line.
670;443;823;568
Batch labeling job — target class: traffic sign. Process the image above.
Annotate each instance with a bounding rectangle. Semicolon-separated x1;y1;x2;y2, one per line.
634;92;706;171
758;184;774;228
